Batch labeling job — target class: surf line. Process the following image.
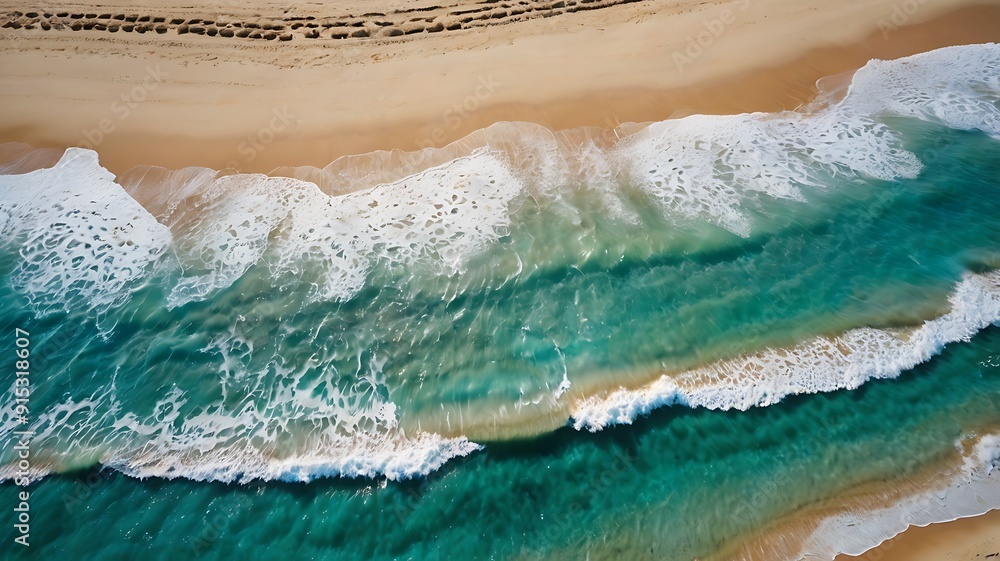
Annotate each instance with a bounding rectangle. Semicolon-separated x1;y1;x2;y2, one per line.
11;327;32;547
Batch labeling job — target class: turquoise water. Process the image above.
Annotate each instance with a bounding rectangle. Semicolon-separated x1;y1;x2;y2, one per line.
1;44;1000;559
2;328;999;560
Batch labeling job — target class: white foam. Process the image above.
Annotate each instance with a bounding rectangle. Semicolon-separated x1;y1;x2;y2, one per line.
281;149;522;300
621;44;1000;237
0;148;517;483
165;174;307;308
2;47;995;311
846;43;1000;139
0;148;171;315
98;380;481;483
965;433;1000;477
0;344;482;483
103;430;482;483
98;328;484;482
619;94;923;237
163;149;522;306
572;270;1000;431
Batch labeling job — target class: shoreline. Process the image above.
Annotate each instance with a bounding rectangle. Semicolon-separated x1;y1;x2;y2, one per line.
835;510;1000;561
705;431;1000;561
1;1;999;175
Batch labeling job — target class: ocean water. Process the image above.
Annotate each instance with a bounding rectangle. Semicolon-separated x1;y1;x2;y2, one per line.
1;43;1000;560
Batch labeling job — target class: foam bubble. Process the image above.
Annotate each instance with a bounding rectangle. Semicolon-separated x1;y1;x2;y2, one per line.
165;174;308;308
964;433;1000;477
96;380;481;483
620;44;1000;237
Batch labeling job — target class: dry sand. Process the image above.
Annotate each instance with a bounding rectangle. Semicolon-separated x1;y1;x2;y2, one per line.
2;0;1000;174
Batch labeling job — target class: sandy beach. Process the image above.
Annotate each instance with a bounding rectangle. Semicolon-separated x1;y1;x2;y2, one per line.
1;0;999;174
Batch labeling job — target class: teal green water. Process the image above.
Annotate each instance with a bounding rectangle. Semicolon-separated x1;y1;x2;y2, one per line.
2;44;1000;560
2;327;999;560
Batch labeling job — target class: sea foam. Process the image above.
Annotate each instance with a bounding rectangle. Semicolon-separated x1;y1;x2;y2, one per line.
0;148;171;316
154;149;522;306
571;270;1000;430
621;43;1000;237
